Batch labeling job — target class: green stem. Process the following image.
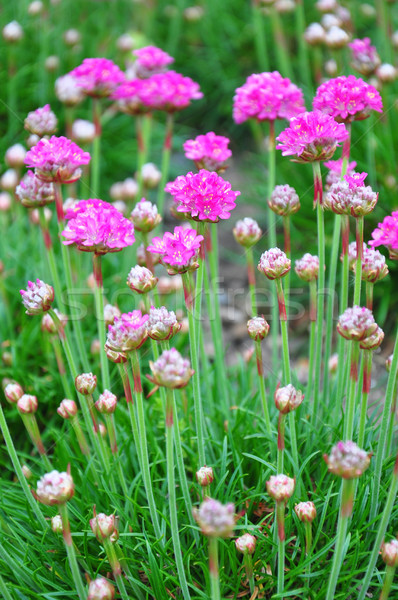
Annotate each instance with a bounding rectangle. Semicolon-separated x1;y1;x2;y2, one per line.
270;8;293;78
255;340;271;435
51;337;74;398
294;0;312;94
283;216;291;319
209;537;220;600
70;415;90;456
380;564;396;600
91;98;101;198
267;121;278;383
313;162;325;427
93;253;110;389
343;341;360;440
0;402;48;529
358;350;372;447
251;1;269;71
58;503;86;600
157;113;174;216
277;413;285;474
306;281;317;403
136;114;153;201
21;413;52;470
165;388;191;600
354;217;364;306
366;281;374;311
243;552;255;595
246;247;257;315
130;350;163;542
103;539;130;600
276;501;286;598
38;207;65;313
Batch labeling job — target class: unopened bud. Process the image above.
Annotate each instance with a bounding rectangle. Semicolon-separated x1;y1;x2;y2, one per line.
247;316;270;341
196;466;214;486
381;539;398;567
294;501;316;523
235;533;256;554
258;248;291;280
88;577;115;600
17;394;38;414
75;373;97;395
95;390;117;414
274;384;303;414
51;514;63;534
4;382;24;403
233;218;262;248
57;399;78;419
266;474;295;503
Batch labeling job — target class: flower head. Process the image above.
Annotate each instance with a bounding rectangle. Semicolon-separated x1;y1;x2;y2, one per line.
127;265;158;294
88;577;115;600
4;382;24;403
137;70;203;112
5;143;27;168
57;399;78;419
17;394;38;414
196;466;214;486
106;311;149;353
359;325;384;351
141;163;161;188
313;76;383;122
130;198;161;232
269;184;300;216
165;170;240;222
24;104;58;136
55;74;85;106
183;132;232;171
247;316;270;341
354;246;389;283
274;384;303;414
51;514;63;534
147;226;204;275
193;497;235;538
70;58;125;97
24;136;90;183
20;279;54;315
95;390;117;414
104;304;121;327
16;171;55;208
75;372;97;395
381;539;398;567
233;71;305;124
148;348;193;389
324;173;378;217
36;470;74;505
233;218;262;248
276;110;349;162
235;533;256;555
266;474;295;503
348;38;381;76
133;45;174;77
147;306;181;341
369;210;398;259
324;440;371;479
62;199;135;254
90;511;117;541
258;248;291;280
295;501;316;523
337;306;377;341
324;158;357;188
295;253;320;282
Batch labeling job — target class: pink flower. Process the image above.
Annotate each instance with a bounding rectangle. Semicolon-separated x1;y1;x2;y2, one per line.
70;58;125;97
24;104;58;136
276;110;349;162
324;157;357;187
183;132;232;171
62;199;135;254
137;70;203;112
147;226;204;274
313;76;382;122
348;38;380;76
369;210;398;259
133;45;174;77
24;136;91;183
232;71;305;124
106;310;149;352
16;170;55;207
111;78;149;115
165;169;240;222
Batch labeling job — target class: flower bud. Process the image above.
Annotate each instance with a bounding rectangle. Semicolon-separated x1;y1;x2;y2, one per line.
45;55;60;72
295;254;320;282
16;171;55;208
104;304;121;327
386;354;393;373
357;247;389;283
88;577;115;600
75;373;97;395
325;26;349;49
89;511;116;541
71;119;96;144
147;306;181;341
304;23;326;46
196;466;214;486
41;309;68;334
3;21;23;43
266;474;295;503
51;514;63;534
98;423;107;438
337;306;377;341
294;501;316;523
258;248;291;280
20;279;54;315
329;353;338;374
268;184;300;216
141;163;161;188
55;74;84;106
22;464;32;479
91;339;101;355
127;265;158;294
130;198;162;232
116;33;135;52
95;390;117;414
359;325;384;350
193;497;235;538
148;348;194;389
0;192;12;211
274;384;303;414
377;63;397;83
36;470;74;505
63;28;81;47
235;533;256;554
233;218;262;248
247;316;270;341
57;399;78;419
17;394;38;414
5;144;26;168
4;381;24;403
1;169;18;191
381;539;398;567
324;440;371;479
28;1;44;15
105;346;128;364
24;104;58;137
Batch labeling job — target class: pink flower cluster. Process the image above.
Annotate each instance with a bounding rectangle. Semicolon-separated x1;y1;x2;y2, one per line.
276;110;349;162
232;71;305;124
16;170;55;207
133;45;174;77
165;169;240;222
348;38;380;75
324;157;357;187
106;310;148;352
112;71;202;113
183;131;232;171
369;211;398;259
313;76;382;122
147;226;203;273
24;136;91;183
24;104;58;136
62;198;135;254
70;58;125;97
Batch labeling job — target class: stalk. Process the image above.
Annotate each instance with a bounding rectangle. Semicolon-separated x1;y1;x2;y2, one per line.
165;388;191;600
20;413;52;470
277;413;285;473
136;114;153;200
267;121;278;381
70;414;90;456
93;253;110;389
118;363;142;470
251;1;269;71
336;215;350;407
91;98;101;198
103;538;130;600
380;564;396;600
255;341;271;435
294;0;312;94
0;402;48;529
157;113;174;216
51;337;74;398
358;349;372;447
306;280;317;403
130;349;163;542
243;552;255;595
354;216;364;306
283;216;291;318
343;341;360;440
276;501;286;598
58;503;86;600
366;281;374;310
209;537;221;600
270;8;293;78
38;207;65;313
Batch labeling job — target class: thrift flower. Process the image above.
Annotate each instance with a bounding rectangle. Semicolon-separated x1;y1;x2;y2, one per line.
348;38;380;75
193;497;235;538
369;210;398;259
147;306;181;341
95;390;117;414
133;45;174;77
106;311;149;353
196;466;214;486
148;348;193;388
235;533;256;554
313;75;383;122
130;198;161;232
17;394;38;414
20;279;54;315
295;253;320;281
55;74;85;106
24;104;58;136
276;110;349;162
266;474;295;502
233;217;262;248
274;384;304;414
24;136;90;183
5;143;26;168
137;70;203;112
324;172;378;217
88;577;115;600
354;246;389;283
269;184;300;216
165;169;240;222
89;511;117;541
381;540;398;567
57;399;78;419
324;440;371;479
258;248;291;280
127;265;158;294
247;317;270;341
324;157;357;187
36;470;74;505
359;326;384;351
70;58;125;97
16;171;55;208
183;131;232;171
337;306;377;341
4;382;24;403
147;226;204;274
295;501;316;523
75;373;97;395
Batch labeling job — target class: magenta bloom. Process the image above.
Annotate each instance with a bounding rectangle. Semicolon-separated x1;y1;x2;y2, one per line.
62;199;135;254
147;226;204;274
324;157;357;187
276;110;349;162
348;38;380;75
24;136;91;183
232;71;305;124
64;198;110;220
313;76;382;122
137;71;203;112
165;169;240;222
133;45;174;77
111;78;149;115
369;211;398;260
16;170;54;207
107;310;149;352
183;132;232;171
70;58;125;97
